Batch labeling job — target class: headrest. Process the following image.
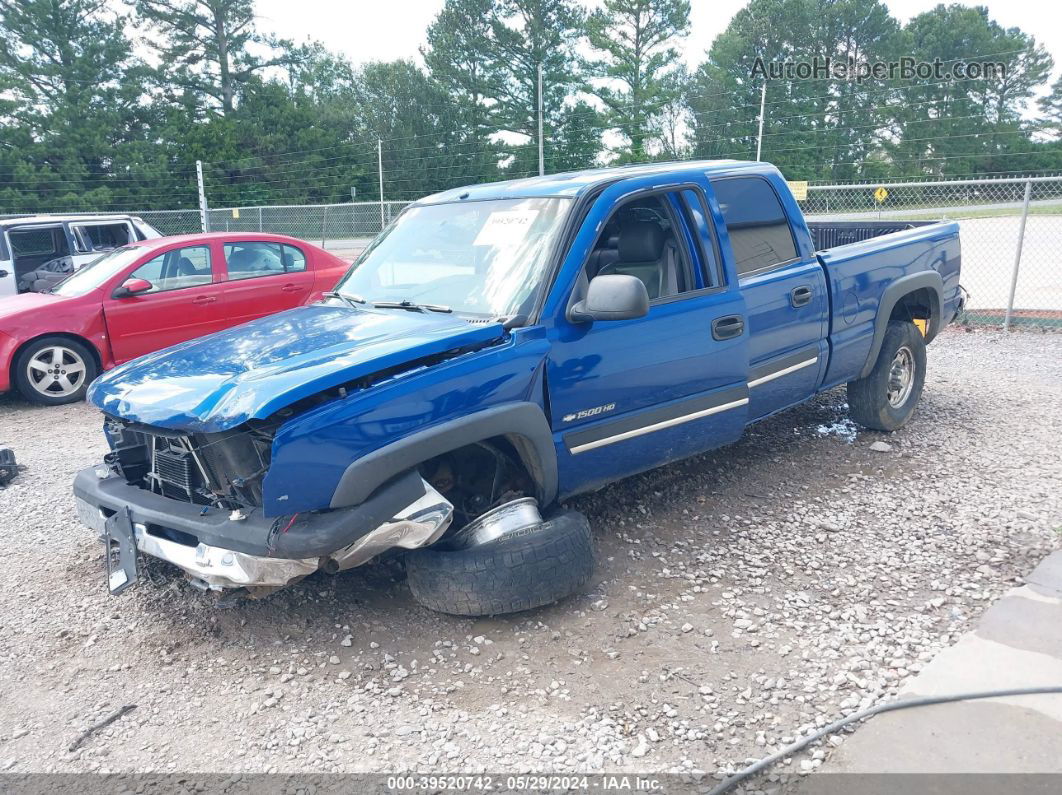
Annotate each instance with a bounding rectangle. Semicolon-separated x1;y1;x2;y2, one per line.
618;221;664;262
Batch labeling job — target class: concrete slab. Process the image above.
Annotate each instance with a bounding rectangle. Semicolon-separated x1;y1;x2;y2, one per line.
810;550;1062;778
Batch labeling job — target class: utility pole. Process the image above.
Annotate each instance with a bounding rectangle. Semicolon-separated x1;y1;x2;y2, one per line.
196;160;210;232
537;62;545;176
377;139;385;231
755;80;767;162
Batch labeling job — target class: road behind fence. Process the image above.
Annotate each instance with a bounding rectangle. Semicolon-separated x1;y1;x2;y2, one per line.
5;175;1060;328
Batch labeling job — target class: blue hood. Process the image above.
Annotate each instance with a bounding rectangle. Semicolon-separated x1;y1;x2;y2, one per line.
88;305;506;432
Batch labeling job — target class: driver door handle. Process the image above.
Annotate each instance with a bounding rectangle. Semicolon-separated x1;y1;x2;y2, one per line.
281;283;302;292
193;295;217;305
791;285;813;307
712;314;745;341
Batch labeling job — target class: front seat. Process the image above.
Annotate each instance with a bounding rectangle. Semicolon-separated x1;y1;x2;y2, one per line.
599;221;670;299
175;256;198;276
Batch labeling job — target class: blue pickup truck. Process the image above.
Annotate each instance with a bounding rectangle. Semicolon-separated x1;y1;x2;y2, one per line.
74;161;963;615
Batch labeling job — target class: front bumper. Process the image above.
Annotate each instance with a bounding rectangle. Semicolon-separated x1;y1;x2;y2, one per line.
81;500;319;589
73;465;442;590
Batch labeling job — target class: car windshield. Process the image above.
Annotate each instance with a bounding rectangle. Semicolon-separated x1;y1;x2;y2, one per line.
52;246;145;297
335;197;572;318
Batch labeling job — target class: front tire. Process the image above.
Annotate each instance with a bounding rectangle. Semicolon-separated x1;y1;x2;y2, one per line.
13;336;98;406
847;320;926;432
405;510;594;617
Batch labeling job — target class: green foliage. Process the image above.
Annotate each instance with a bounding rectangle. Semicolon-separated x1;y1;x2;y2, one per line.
585;0;690;161
687;0;1058;181
423;0;601;175
131;0;300;116
0;0;1059;216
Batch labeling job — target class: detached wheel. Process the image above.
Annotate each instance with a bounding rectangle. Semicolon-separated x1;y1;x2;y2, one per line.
847;320;926;432
405;510;594;617
13;336;98;406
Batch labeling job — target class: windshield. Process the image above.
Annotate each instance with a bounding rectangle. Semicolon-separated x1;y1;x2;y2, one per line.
335;197;572;318
52;246;145;297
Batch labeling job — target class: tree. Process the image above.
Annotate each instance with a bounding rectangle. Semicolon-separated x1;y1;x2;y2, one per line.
1039;76;1062;136
485;0;587;143
0;0;180;212
422;0;496;136
585;0;690;161
892;4;1052;176
352;60;499;198
131;0;300;115
688;0;902;181
423;0;590;177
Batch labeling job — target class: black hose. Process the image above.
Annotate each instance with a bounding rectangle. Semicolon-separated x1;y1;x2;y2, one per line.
708;685;1062;795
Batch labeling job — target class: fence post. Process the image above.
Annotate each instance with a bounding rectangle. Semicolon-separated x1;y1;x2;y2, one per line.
195;160;210;232
258;206;263;232
1003;180;1033;331
321;204;329;248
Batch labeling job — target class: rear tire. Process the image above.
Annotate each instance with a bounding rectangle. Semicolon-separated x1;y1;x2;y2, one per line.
847;320;926;432
13;336;98;406
405;510;594;617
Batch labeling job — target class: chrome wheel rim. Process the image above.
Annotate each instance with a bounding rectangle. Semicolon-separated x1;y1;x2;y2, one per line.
886;346;915;408
26;345;87;398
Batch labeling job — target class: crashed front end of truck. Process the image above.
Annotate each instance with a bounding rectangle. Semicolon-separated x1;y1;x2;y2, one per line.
70;296;550;599
76;409;456;596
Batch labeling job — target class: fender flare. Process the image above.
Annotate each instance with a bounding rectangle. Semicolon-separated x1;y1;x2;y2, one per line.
329;402;558;510
859;270;944;379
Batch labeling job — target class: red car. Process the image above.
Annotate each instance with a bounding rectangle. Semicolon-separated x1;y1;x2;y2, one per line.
0;233;351;405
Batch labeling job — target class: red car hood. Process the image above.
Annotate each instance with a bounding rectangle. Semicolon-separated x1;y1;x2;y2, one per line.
0;292;80;332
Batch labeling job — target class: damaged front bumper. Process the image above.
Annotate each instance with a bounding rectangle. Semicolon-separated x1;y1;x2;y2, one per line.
73;466;452;592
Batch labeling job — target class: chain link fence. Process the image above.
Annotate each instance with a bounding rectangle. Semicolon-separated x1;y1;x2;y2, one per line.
803;176;1062;328
4;176;1059;328
134;201;411;253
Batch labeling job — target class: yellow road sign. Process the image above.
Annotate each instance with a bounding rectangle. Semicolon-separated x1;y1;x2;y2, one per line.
873;187;888;203
787;180;809;201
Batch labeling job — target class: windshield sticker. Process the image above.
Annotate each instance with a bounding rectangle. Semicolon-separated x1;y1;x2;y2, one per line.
473;210;540;247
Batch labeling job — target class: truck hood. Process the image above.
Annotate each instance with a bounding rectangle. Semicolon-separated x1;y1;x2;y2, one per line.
88;304;506;432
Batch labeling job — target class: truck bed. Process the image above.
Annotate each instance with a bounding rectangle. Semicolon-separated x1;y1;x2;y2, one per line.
813;220;962;389
805;219;935;251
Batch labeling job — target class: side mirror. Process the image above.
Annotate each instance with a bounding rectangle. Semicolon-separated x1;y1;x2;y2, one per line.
568;274;649;323
113;277;153;298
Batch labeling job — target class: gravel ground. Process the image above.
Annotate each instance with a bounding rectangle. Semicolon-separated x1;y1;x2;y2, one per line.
0;327;1059;783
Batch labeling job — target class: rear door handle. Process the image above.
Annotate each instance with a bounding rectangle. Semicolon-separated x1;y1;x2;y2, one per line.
790;285;813;307
712;314;745;341
281;283;301;292
193;295;217;304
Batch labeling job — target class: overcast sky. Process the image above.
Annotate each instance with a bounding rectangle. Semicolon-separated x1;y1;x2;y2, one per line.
255;0;1062;89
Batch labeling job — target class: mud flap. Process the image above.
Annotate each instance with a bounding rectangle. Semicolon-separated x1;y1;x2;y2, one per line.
104;507;138;595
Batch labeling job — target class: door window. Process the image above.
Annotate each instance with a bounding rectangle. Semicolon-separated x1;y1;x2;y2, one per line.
582;193;696;302
223;242;290;281
72;223;132;253
281;245;307;272
679;189;724;289
127;246;212;293
710;177;798;276
9;227;64;257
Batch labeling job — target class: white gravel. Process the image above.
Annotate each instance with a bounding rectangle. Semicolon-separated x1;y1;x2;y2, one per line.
0;327;1058;781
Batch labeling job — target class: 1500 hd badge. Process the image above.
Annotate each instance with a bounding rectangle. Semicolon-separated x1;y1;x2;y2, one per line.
562;403;616;423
